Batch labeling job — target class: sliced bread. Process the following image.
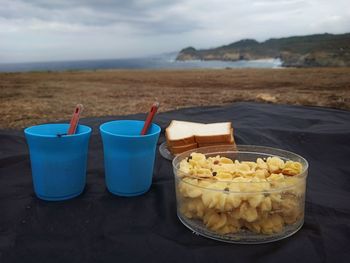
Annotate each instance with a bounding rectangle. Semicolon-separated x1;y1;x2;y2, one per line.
198;130;235;148
194;124;232;144
165;120;200;147
166;120;235;154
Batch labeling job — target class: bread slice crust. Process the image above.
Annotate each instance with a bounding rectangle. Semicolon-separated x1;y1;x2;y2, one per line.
168;142;198;155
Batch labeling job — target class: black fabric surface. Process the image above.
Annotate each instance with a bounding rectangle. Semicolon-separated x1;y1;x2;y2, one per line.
1;102;350;263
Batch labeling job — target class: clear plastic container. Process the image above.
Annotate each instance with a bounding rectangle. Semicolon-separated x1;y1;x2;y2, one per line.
172;145;308;244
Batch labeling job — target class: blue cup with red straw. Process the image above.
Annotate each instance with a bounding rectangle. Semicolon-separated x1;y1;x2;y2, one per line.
24;105;91;201
25;123;91;200
100;103;160;196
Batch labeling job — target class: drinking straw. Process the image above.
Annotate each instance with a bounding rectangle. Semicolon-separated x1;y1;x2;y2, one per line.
141;102;159;135
67;104;84;135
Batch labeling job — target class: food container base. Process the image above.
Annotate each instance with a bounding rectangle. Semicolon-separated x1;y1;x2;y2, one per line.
178;213;304;244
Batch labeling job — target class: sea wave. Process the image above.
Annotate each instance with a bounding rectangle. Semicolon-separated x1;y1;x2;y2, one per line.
0;56;282;73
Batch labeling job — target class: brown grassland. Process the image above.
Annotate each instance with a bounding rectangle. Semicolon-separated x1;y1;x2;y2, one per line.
0;68;349;129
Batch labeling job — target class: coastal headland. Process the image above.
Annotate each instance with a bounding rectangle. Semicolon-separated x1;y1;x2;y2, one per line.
176;33;350;67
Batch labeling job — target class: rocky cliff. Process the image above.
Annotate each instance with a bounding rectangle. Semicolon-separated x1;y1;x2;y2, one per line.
176;33;350;67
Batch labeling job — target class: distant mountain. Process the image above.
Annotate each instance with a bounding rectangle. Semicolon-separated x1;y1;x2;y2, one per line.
176;33;350;67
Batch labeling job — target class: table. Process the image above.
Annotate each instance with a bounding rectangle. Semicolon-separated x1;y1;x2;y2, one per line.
1;102;350;262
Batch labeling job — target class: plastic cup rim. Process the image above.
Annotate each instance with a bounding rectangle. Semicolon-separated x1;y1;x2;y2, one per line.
24;123;92;138
99;120;161;138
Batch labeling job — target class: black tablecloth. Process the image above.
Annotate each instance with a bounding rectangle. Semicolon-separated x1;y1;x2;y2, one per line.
1;102;350;263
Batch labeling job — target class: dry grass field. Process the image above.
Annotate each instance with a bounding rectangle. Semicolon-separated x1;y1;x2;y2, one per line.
1;68;349;129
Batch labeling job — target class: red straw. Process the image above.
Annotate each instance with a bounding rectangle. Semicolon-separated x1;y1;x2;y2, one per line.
67;104;84;135
141;102;159;135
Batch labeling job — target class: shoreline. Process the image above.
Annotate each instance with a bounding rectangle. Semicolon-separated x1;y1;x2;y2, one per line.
0;58;282;73
0;66;287;74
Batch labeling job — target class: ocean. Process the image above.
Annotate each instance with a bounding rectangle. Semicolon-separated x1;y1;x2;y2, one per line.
0;54;282;72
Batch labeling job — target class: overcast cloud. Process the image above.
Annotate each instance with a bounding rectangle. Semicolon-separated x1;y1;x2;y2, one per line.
0;0;349;63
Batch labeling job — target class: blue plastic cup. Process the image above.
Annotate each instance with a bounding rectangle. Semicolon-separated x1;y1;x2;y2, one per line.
100;120;161;196
24;124;91;201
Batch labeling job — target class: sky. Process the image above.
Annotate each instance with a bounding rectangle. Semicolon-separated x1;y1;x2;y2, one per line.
0;0;349;63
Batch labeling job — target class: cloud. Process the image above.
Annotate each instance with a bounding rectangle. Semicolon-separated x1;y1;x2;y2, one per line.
0;0;195;32
0;0;349;62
